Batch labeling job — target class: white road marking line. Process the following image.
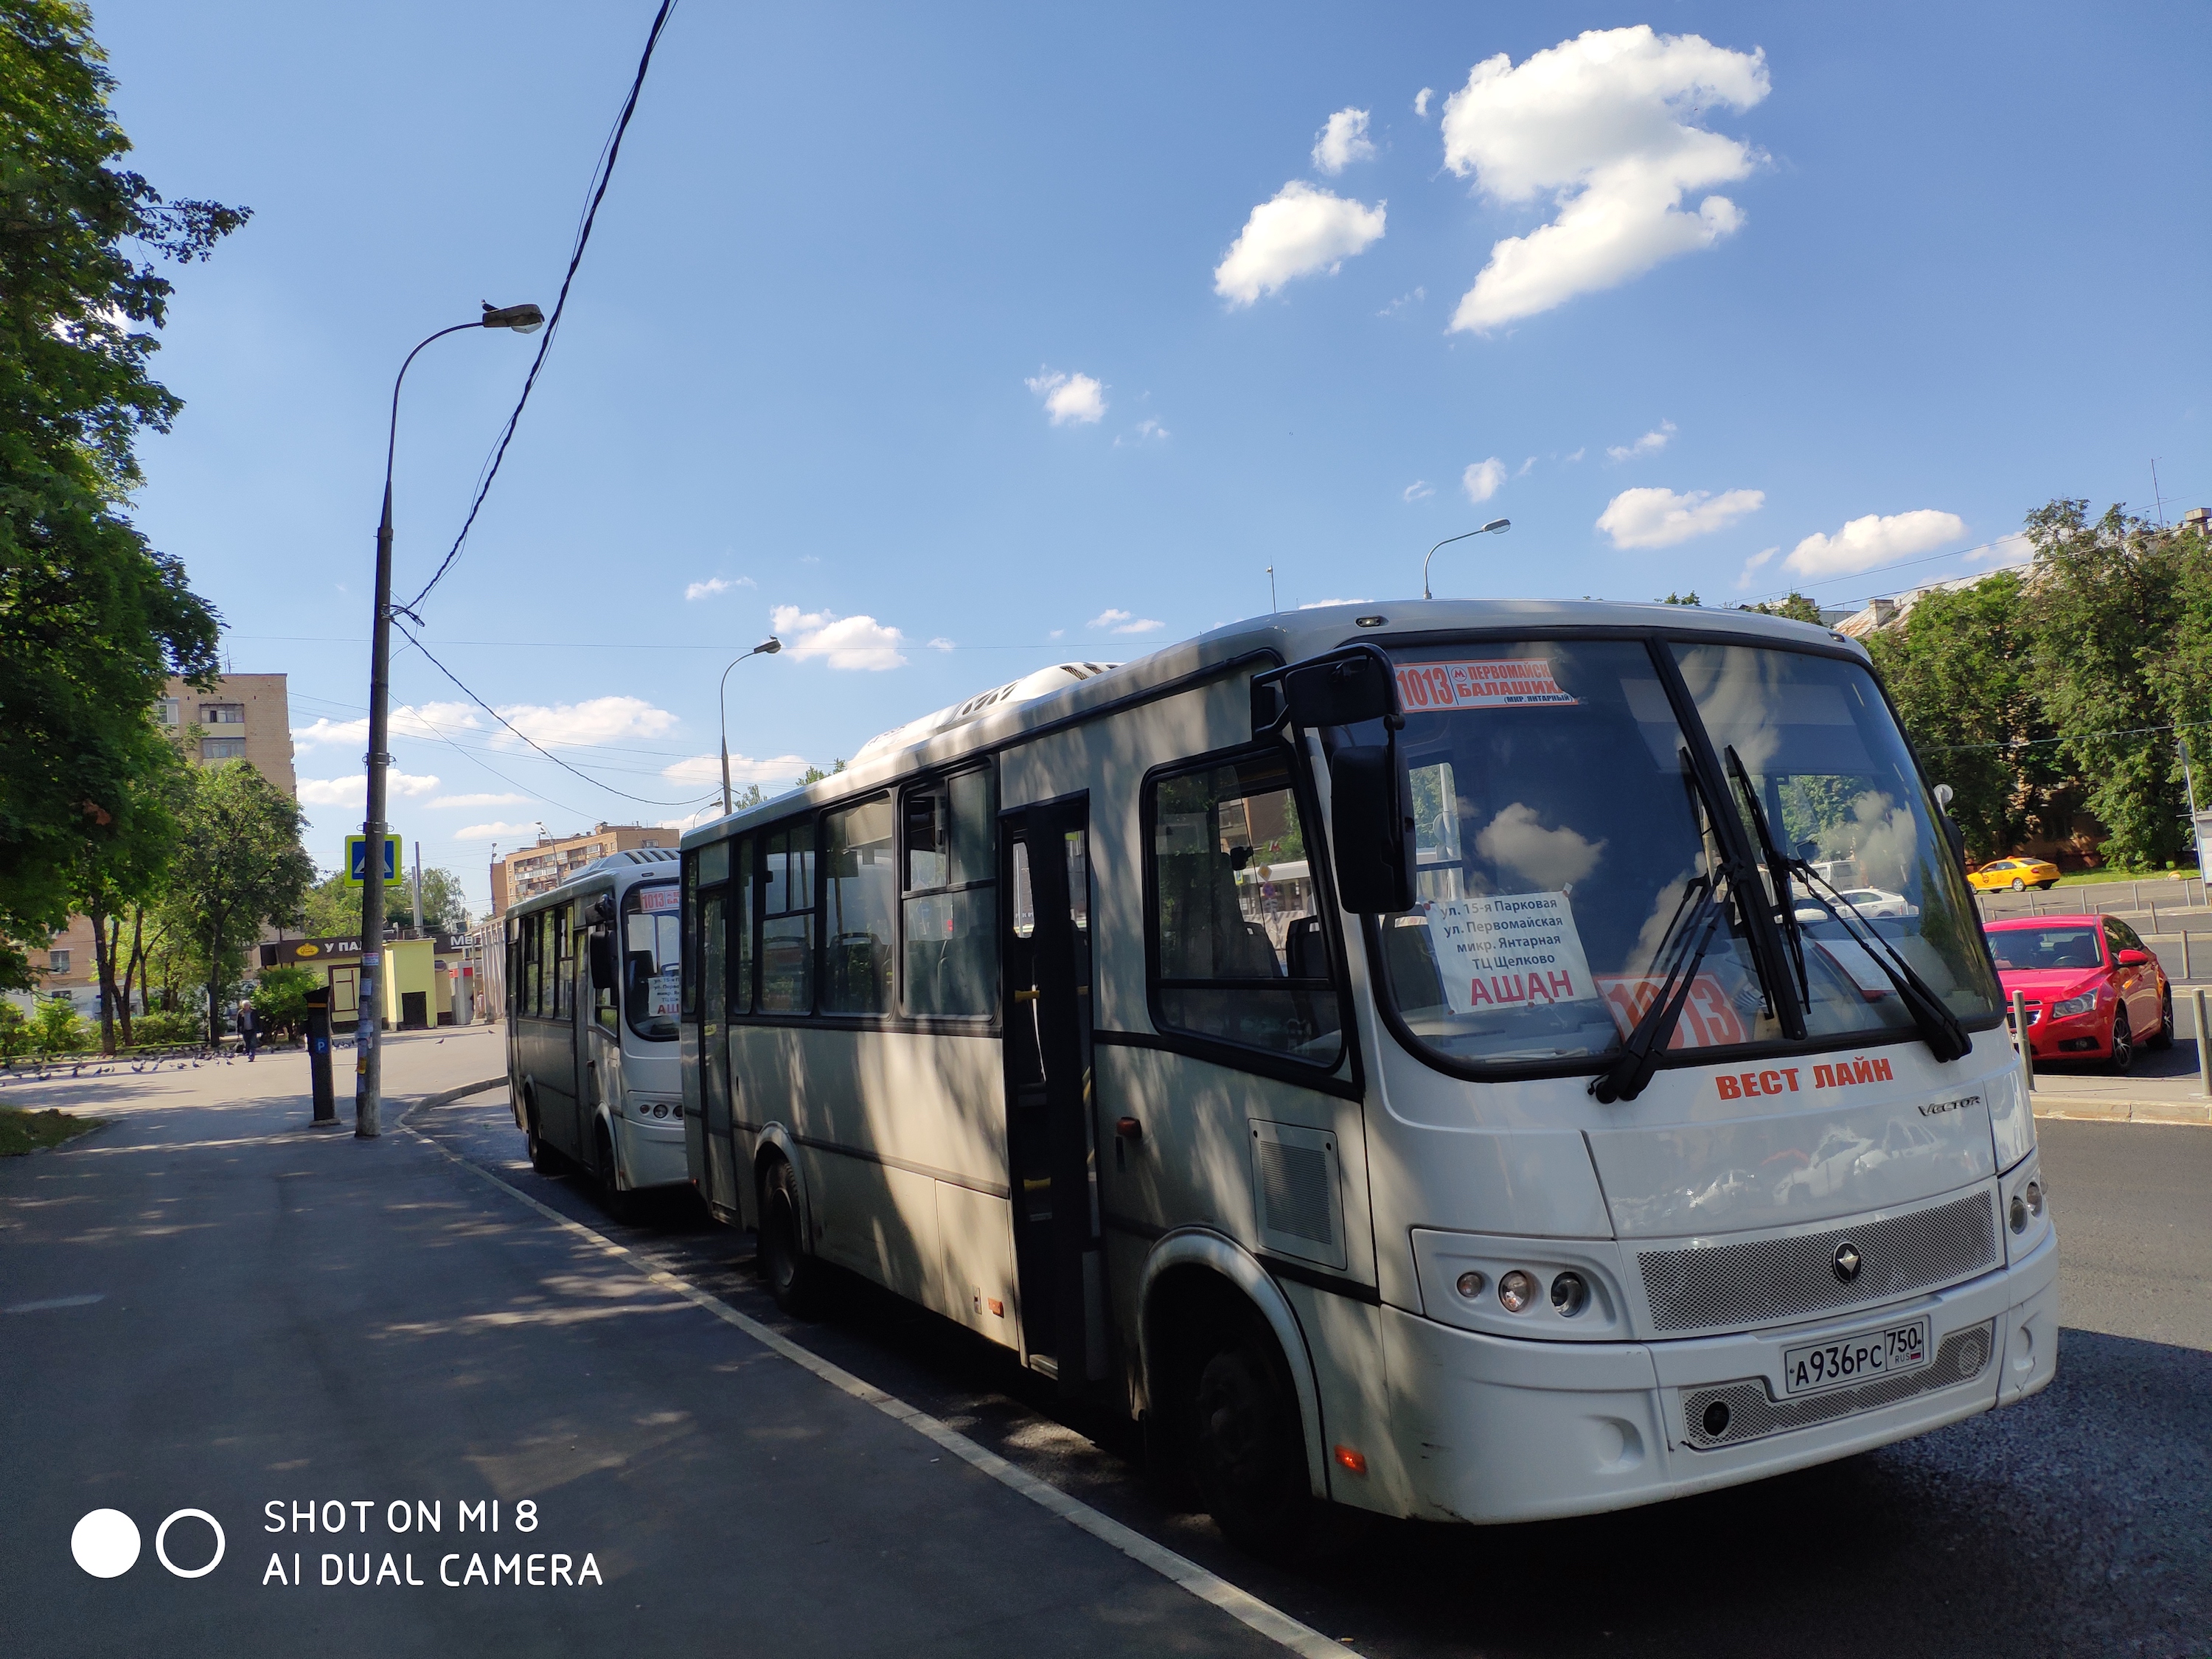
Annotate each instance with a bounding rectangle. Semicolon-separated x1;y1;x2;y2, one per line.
401;1091;1347;1659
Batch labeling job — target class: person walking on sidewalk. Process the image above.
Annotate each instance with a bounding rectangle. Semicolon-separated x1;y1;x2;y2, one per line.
238;1000;260;1062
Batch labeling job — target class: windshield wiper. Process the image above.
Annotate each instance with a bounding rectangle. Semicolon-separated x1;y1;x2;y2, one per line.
1590;870;1733;1104
1724;745;1809;1034
1790;860;1974;1063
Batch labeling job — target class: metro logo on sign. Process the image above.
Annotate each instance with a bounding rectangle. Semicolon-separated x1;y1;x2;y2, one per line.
1394;658;1578;712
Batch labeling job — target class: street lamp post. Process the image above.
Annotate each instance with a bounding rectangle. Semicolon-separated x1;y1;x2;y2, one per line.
719;637;783;814
1422;518;1512;599
356;302;543;1139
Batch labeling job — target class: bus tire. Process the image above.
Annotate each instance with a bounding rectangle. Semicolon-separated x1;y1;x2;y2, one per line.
759;1157;824;1317
594;1118;639;1225
1187;1308;1317;1558
524;1096;558;1173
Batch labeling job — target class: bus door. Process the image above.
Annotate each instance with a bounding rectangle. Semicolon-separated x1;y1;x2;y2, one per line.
1002;796;1108;1391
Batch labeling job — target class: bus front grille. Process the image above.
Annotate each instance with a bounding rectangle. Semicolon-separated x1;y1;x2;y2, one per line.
1680;1321;1995;1449
1637;1190;1998;1335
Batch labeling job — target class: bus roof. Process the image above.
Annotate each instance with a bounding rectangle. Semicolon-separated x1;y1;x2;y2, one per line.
507;846;678;916
684;597;1858;850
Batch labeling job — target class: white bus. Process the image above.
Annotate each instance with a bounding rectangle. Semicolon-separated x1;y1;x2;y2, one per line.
677;602;2055;1550
504;849;686;1217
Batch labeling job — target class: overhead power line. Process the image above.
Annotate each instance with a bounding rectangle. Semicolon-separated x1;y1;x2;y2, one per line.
392;619;718;809
405;0;678;614
1919;717;2212;755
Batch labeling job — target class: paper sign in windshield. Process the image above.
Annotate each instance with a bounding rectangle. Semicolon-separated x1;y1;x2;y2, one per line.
1593;974;1750;1050
1427;892;1599;1015
638;885;679;914
1396;659;1576;713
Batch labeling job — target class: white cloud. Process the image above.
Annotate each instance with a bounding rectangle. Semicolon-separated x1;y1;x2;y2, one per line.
1299;597;1374;609
1377;286;1425;316
770;605;909;670
1607;420;1677;461
1596;485;1764;549
1564;446;1586;463
453;821;538;843
1131;417;1169;442
428;791;531;810
296;770;435;807
1048;628;1065;639
1312;108;1376;174
685;575;756;602
1966;530;2034;568
1214;181;1386;306
1463;457;1506;504
660;751;810;789
927;637;956;652
1441;27;1770;333
296;777;358;807
1087;608;1163;634
1026;369;1107;425
291;701;481;751
1414;87;1434;119
1733;546;1780;588
1784;509;1966;580
493;696;678;750
1516;456;1536;478
1402;480;1434;503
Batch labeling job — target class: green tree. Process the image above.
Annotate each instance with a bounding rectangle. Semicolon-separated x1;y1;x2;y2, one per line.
798;759;846;786
162;762;312;1044
1740;592;1822;625
1866;570;2065;862
2022;500;2190;869
2146;524;2212;838
0;3;246;987
67;728;187;1050
250;963;316;1040
299;863;468;939
1657;591;1701;607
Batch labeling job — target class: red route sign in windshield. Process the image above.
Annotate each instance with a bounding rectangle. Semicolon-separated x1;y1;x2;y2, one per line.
1395;658;1577;712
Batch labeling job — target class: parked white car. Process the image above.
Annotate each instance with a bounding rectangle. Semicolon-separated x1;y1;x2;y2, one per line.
1796;886;1919;922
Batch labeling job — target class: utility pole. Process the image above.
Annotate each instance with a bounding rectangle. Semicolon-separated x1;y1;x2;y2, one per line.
410;840;424;938
357;304;543;1139
1267;566;1276;612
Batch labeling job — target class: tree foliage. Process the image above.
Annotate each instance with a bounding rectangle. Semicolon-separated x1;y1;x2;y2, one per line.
299;863;469;939
161;762;312;1043
1869;499;2211;869
0;2;246;983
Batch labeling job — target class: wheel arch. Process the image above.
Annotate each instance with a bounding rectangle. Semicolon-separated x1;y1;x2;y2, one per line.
752;1123;810;1245
1138;1227;1329;1500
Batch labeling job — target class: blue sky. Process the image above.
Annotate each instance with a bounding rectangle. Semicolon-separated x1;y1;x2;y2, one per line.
93;2;2211;914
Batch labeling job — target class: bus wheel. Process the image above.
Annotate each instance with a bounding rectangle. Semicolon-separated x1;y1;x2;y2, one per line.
594;1120;639;1225
1188;1312;1315;1557
525;1103;558;1173
759;1158;824;1317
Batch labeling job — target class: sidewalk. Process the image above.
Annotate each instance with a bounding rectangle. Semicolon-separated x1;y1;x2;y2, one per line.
0;1029;1288;1659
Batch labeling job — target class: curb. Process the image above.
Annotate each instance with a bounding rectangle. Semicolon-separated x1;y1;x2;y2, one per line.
2031;1094;2211;1126
414;1076;506;1114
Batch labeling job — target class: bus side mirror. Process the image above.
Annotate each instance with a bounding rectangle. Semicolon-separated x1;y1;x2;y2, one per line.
1329;745;1416;913
587;932;616;992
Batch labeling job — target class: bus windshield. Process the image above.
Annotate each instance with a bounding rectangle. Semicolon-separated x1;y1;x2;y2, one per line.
1375;638;2000;1071
622;882;682;1040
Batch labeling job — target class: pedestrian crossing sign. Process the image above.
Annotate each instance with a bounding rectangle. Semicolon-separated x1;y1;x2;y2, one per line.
344;833;403;888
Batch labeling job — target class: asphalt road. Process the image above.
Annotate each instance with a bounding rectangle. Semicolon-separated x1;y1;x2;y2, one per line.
415;1093;2212;1659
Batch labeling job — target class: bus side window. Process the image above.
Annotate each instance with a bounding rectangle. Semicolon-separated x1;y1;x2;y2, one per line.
902;768;997;1018
524;913;543;1017
553;906;574;1019
824;797;897;1016
1147;753;1342;1064
760;820;815;1013
731;838;754;1015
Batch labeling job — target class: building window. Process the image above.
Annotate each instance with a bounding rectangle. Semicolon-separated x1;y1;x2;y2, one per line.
157;698;181;726
200;737;246;761
48;950;69;974
641;838;659;848
201;703;245;724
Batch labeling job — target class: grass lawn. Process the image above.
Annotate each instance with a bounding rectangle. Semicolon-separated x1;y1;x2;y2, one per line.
0;1103;105;1156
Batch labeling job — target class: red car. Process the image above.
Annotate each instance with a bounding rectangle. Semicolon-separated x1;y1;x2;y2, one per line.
1983;912;2175;1074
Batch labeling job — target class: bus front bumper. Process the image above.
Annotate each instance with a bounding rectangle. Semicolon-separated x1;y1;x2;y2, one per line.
613;1108;689;1192
1376;1229;2056;1526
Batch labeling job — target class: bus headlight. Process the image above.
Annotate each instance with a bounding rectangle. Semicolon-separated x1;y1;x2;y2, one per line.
1498;1270;1537;1313
1549;1271;1590;1317
2025;1180;2042;1217
1455;1270;1486;1300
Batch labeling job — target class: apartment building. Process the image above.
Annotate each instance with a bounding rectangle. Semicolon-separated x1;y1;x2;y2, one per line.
26;673;296;1020
489;823;670;918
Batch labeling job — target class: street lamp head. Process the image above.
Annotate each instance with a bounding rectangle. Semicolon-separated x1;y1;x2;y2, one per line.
481;302;546;334
1481;518;1511;535
754;636;782;655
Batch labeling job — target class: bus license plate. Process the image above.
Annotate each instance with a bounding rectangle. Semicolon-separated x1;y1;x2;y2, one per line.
1781;1318;1929;1397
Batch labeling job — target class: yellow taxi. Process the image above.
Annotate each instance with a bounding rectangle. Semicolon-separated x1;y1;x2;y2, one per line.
1969;855;2062;892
